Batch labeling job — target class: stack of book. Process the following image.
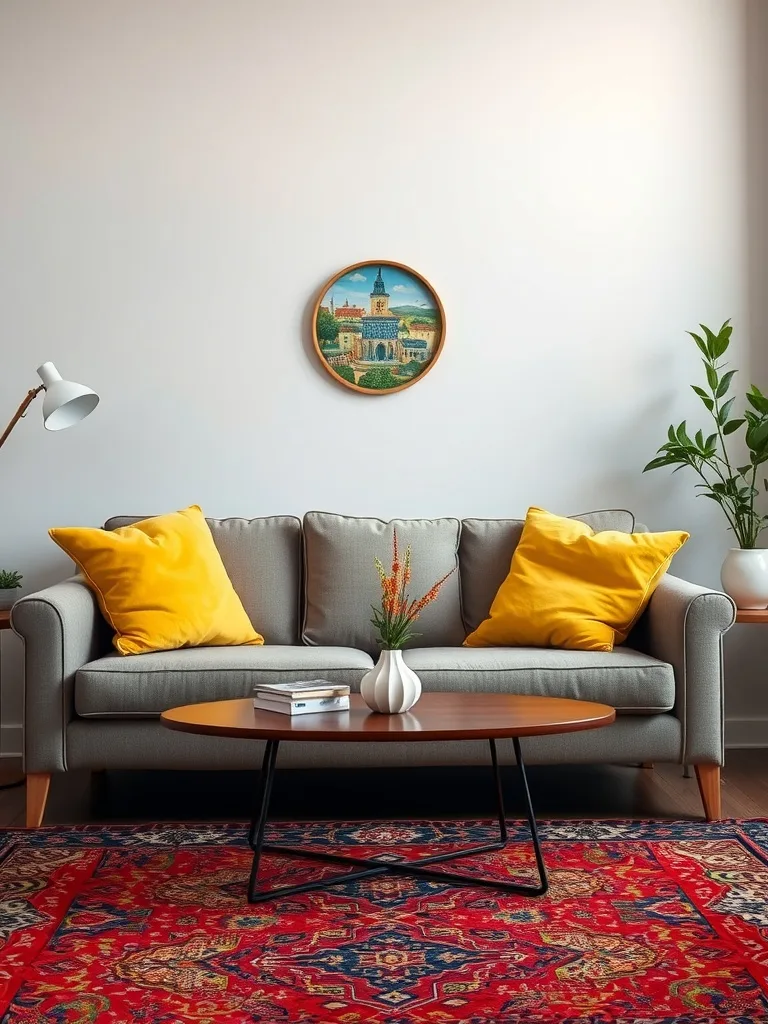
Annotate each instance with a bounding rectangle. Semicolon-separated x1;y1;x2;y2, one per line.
252;680;351;716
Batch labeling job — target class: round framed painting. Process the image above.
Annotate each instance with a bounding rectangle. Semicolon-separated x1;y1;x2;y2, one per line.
312;260;445;394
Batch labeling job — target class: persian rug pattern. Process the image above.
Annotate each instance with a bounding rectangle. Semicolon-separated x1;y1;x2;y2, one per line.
1;819;768;1022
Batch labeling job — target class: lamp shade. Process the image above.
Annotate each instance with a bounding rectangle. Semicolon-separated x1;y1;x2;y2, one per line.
37;362;99;432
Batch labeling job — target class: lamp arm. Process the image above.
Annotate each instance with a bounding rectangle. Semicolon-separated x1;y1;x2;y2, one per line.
0;386;45;452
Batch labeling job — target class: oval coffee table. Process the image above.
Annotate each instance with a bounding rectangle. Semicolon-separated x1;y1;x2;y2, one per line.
161;693;615;904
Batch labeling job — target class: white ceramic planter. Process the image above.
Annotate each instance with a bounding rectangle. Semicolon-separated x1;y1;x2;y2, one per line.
0;589;18;611
360;649;422;714
720;548;768;609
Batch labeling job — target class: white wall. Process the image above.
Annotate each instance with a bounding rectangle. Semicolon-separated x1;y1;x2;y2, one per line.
0;0;765;752
726;0;768;748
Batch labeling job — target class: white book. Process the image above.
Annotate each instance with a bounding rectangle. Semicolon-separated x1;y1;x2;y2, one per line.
253;694;350;716
254;680;350;701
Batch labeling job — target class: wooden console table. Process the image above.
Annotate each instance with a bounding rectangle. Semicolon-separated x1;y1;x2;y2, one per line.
735;608;768;623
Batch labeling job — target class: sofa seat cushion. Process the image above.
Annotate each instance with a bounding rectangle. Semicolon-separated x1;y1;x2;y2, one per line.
402;647;674;714
76;646;374;719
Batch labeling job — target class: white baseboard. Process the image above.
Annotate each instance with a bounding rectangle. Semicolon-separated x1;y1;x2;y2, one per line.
0;723;21;760
725;716;768;748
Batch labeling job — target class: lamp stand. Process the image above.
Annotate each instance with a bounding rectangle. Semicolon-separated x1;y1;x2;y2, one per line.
0;386;44;452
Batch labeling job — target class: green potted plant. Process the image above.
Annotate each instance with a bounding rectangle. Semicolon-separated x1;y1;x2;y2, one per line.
0;570;23;611
644;320;768;608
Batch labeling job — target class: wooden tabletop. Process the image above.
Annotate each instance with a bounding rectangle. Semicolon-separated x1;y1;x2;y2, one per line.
161;693;616;743
0;610;11;630
736;608;768;623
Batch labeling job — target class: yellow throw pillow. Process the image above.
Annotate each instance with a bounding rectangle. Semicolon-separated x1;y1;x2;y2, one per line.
50;505;264;655
464;507;688;652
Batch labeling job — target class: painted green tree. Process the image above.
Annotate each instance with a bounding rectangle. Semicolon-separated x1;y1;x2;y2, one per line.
358;367;399;390
400;359;423;377
317;309;339;345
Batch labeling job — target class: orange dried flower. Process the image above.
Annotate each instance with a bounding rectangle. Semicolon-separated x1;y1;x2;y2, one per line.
371;533;456;650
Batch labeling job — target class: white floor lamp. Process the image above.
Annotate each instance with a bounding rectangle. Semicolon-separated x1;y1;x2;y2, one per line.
0;362;100;789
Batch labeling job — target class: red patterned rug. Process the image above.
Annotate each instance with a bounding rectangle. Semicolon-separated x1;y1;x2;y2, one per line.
1;819;768;1022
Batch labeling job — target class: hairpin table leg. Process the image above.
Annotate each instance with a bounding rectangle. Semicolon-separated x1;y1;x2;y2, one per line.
246;734;549;903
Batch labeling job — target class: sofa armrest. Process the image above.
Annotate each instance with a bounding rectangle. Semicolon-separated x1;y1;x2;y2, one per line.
642;573;735;764
11;577;111;773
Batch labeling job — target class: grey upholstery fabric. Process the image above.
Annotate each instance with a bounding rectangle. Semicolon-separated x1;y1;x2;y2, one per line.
76;646;374;718
459;510;636;634
64;713;682;770
104;515;302;645
642;573;735;764
12;577;112;772
402;646;674;713
302;512;464;654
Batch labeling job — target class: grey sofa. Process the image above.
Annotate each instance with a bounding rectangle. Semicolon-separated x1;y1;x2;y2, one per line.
12;509;736;827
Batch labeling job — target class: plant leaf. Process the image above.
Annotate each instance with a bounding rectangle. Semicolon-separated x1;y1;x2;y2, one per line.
718;397;735;425
712;325;731;359
705;362;718;391
722;419;745;435
692;384;715;411
747;419;768;450
716;369;737;397
676;421;694;447
746;388;768;414
701;324;718;358
644;456;676;472
688;331;709;357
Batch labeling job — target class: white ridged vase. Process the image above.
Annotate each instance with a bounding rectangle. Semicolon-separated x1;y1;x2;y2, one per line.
721;548;768;609
360;649;422;714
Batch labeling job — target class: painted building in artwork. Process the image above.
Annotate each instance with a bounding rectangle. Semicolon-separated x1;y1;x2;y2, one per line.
399;338;429;362
355;268;401;362
409;321;438;343
337;322;361;353
334;299;365;320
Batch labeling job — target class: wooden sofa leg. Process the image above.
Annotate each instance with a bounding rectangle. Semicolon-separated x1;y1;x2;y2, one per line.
26;773;51;828
695;765;722;821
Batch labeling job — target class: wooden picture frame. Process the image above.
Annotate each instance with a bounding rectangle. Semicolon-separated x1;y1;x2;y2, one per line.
311;260;446;395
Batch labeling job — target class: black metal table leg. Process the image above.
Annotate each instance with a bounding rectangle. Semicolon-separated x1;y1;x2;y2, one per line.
247;738;394;903
246;735;549;904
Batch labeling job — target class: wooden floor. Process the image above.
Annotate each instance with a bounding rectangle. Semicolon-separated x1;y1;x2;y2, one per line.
1;751;768;827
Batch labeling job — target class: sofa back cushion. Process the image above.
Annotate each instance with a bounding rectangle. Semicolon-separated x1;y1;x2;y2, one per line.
104;515;302;645
302;512;464;654
459;509;636;634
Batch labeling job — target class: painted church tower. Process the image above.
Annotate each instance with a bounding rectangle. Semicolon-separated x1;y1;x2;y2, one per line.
358;266;400;362
370;267;390;316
